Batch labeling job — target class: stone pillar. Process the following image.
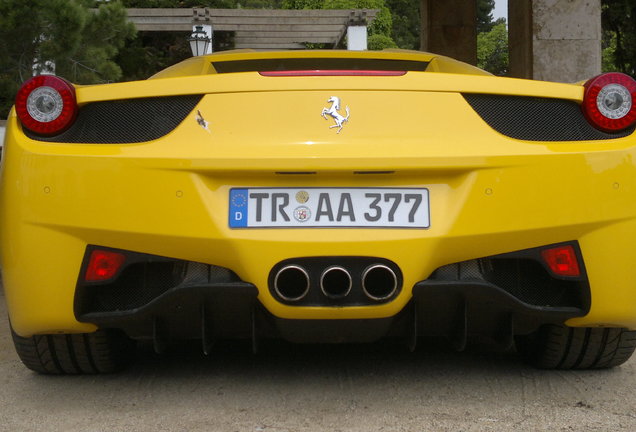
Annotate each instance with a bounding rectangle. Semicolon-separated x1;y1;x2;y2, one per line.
509;0;601;83
420;0;477;65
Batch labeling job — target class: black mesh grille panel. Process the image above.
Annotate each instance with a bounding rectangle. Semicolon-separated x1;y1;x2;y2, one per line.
85;262;186;313
464;94;635;141
482;259;581;308
25;95;203;144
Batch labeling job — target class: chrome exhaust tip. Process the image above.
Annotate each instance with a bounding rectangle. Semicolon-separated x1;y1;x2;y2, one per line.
362;264;398;301
274;265;310;302
320;266;353;299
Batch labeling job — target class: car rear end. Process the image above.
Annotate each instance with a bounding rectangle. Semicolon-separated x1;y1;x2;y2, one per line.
2;50;636;373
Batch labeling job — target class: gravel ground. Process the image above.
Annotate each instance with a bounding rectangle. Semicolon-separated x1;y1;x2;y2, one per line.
1;287;636;431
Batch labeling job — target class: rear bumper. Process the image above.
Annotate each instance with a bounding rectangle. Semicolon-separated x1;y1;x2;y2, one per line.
74;250;585;348
71;241;589;347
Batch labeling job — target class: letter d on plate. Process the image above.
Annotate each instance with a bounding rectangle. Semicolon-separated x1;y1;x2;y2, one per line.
229;189;248;228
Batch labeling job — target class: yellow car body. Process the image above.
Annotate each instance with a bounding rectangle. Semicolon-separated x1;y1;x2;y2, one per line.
2;50;636;372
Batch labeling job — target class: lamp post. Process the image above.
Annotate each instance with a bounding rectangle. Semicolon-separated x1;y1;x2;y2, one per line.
188;25;211;56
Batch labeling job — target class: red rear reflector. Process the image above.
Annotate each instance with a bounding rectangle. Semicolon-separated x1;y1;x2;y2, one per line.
541;245;581;277
85;250;126;282
259;70;407;77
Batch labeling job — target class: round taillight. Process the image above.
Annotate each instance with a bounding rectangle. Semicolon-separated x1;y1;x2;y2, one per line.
582;72;636;132
15;75;78;136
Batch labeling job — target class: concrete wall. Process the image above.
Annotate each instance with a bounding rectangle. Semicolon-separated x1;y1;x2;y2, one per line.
509;0;602;83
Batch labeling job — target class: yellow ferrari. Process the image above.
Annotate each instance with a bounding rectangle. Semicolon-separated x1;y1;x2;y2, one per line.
2;50;636;373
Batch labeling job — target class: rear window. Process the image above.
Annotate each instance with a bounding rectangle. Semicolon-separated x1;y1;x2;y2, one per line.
212;58;429;73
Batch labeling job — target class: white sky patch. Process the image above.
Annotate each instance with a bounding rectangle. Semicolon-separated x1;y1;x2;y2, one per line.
493;0;508;21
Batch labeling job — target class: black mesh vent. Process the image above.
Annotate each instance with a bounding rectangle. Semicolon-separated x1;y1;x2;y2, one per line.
464;94;635;141
25;95;203;144
83;261;187;313
481;259;582;308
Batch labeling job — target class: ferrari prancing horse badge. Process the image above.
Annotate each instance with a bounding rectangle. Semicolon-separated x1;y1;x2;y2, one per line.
321;96;350;133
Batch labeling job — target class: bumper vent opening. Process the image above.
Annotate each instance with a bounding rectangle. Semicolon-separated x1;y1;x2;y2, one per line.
428;242;590;310
75;247;243;316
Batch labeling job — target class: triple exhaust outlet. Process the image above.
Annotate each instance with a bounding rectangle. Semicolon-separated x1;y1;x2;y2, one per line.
273;263;398;303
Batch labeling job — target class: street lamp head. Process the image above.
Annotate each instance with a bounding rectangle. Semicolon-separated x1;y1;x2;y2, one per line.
188;25;211;57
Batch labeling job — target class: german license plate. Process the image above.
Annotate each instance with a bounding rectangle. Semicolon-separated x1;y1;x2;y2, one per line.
229;187;430;228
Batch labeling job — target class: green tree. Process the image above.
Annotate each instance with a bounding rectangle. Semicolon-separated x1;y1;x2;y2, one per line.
0;0;135;117
60;1;136;83
477;18;508;75
602;31;618;73
602;0;635;76
477;0;495;33
117;32;191;82
387;0;419;50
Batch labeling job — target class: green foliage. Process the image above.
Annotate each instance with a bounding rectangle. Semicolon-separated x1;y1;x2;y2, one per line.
117;32;192;81
602;0;635;76
477;18;508;76
602;31;617;73
368;33;397;50
386;0;419;50
475;0;506;75
281;0;323;8
0;77;18;121
60;1;136;83
122;0;283;8
236;0;284;7
0;0;135;117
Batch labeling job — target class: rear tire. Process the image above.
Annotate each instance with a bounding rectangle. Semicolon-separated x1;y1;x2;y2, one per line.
11;327;135;374
517;325;636;369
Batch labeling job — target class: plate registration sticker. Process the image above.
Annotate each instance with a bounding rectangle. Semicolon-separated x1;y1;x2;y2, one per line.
229;187;430;229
